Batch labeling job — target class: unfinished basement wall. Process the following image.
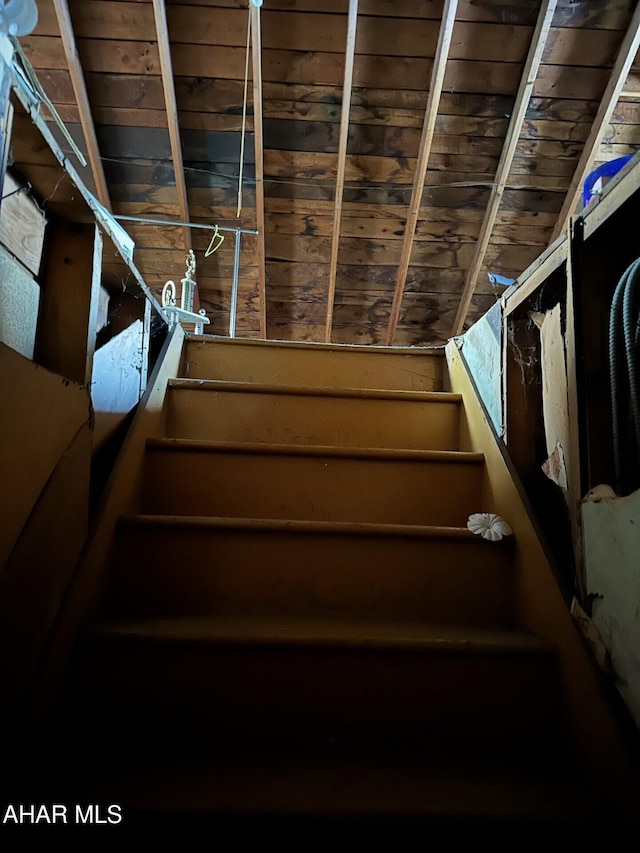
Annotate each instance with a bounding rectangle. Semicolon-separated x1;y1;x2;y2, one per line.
462;156;640;734
0;214;99;735
570;171;640;733
0;342;92;732
0;84;163;735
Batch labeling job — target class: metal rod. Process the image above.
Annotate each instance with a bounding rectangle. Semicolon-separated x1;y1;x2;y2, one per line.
230;230;242;338
113;214;259;236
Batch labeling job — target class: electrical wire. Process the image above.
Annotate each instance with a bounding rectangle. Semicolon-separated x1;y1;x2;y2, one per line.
55;151;496;195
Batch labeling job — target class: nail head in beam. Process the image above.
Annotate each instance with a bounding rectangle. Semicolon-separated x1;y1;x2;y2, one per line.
385;0;459;347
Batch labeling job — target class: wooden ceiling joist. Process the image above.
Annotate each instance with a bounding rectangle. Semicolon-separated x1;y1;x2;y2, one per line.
52;0;111;210
324;0;359;344
152;0;197;307
451;0;558;337
385;0;459;346
550;0;640;244
22;0;640;348
251;2;267;339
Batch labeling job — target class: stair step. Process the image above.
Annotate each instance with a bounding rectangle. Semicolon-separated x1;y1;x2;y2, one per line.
16;335;633;839
68;617;561;754
110;515;514;627
18;746;619;842
46;753;607;829
89;616;549;651
166;380;461;450
141;439;483;526
182;334;444;392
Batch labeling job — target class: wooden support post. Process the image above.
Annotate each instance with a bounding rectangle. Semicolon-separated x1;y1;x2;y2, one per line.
452;0;557;337
386;0;459;346
251;3;267;339
550;1;640;243
325;0;358;344
53;0;111;211
37;220;102;386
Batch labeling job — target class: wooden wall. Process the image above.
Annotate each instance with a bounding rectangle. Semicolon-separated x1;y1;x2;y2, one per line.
0;343;92;733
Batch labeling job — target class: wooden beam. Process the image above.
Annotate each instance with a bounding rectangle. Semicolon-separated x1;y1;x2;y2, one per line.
251;2;267;339
550;0;640;243
385;0;459;346
325;0;358;343
53;0;111;210
152;0;199;310
451;0;557;337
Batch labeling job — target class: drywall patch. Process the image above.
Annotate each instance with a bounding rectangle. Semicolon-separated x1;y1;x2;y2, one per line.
0;244;40;359
459;301;503;435
91;319;144;450
582;484;640;727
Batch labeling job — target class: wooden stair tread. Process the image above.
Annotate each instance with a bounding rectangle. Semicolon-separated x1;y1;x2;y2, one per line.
185;333;445;358
118;514;500;541
145;437;483;463
169;378;460;403
88;616;553;655
47;750;603;825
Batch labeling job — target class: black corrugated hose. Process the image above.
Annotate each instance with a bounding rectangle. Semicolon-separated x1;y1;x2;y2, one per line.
609;257;640;495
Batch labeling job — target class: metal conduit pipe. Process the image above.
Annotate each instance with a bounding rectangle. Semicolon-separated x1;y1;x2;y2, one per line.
229;231;242;338
609;257;640;494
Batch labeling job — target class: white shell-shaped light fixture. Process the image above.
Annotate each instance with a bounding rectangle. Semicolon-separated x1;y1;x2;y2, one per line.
467;512;513;541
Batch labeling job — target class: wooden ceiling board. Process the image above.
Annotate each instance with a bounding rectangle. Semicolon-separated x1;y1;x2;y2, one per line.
13;0;640;343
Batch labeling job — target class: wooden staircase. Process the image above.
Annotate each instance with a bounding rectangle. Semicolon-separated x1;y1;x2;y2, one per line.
15;335;636;841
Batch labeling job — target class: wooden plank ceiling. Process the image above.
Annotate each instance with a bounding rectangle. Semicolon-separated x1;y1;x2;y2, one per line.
12;0;640;345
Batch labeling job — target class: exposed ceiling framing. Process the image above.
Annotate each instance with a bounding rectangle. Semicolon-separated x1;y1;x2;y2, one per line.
12;0;640;346
250;1;267;338
386;0;458;346
452;0;558;336
325;0;358;343
551;0;640;242
52;0;110;210
151;0;194;287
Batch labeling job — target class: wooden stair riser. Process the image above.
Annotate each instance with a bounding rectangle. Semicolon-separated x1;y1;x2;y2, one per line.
182;337;444;392
71;640;561;752
141;446;483;526
109;522;514;628
166;386;461;451
25;736;601;827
